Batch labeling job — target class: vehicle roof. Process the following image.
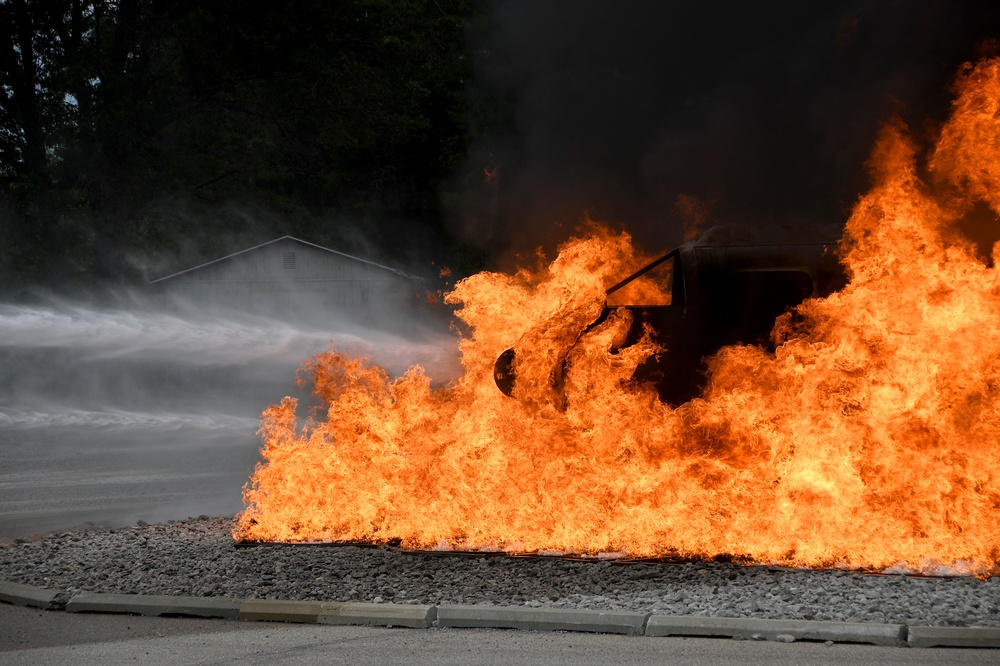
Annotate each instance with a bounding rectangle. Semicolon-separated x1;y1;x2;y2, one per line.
688;224;843;247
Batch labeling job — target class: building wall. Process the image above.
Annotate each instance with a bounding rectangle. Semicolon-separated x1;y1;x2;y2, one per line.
156;239;421;328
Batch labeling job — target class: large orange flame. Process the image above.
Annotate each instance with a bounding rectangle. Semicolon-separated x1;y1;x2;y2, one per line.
235;57;1000;576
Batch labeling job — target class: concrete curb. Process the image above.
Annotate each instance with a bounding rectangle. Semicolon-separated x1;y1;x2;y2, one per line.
238;599;325;622
2;579;999;648
66;592;241;619
0;580;64;610
907;625;1000;648
436;604;648;635
238;599;436;628
318;601;436;629
646;614;908;647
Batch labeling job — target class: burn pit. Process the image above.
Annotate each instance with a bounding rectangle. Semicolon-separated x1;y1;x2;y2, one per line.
234;56;1000;578
4;517;999;628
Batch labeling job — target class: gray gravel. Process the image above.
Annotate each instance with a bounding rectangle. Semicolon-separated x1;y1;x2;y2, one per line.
1;516;998;627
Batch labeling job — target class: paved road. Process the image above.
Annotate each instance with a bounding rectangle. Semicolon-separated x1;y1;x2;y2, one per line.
0;422;261;539
1;603;995;666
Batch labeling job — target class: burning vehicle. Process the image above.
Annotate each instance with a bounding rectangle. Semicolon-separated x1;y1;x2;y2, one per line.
494;224;847;405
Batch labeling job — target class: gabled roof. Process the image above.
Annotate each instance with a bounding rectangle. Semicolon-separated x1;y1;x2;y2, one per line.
149;236;423;284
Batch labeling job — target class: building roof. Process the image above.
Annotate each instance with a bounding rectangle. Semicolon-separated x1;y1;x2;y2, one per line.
149;236;423;284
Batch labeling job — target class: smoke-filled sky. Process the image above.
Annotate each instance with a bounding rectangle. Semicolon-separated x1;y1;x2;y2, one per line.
458;0;1000;258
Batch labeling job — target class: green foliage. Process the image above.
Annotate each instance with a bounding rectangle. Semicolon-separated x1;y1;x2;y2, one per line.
0;0;497;291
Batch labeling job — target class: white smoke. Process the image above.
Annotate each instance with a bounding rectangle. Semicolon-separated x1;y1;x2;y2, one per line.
0;297;461;539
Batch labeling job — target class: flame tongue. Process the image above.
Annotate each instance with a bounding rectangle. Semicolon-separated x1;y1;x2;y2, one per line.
236;57;1000;577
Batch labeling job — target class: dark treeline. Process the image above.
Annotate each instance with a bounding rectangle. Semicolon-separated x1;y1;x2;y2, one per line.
0;0;502;293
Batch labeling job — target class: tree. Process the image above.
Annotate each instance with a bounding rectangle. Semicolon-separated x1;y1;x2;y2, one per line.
0;0;491;291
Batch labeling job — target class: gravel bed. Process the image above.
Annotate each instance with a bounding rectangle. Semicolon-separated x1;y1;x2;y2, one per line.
1;516;998;628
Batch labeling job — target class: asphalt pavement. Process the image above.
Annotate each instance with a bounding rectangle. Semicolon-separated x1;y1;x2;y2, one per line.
0;422;260;539
3;602;996;666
